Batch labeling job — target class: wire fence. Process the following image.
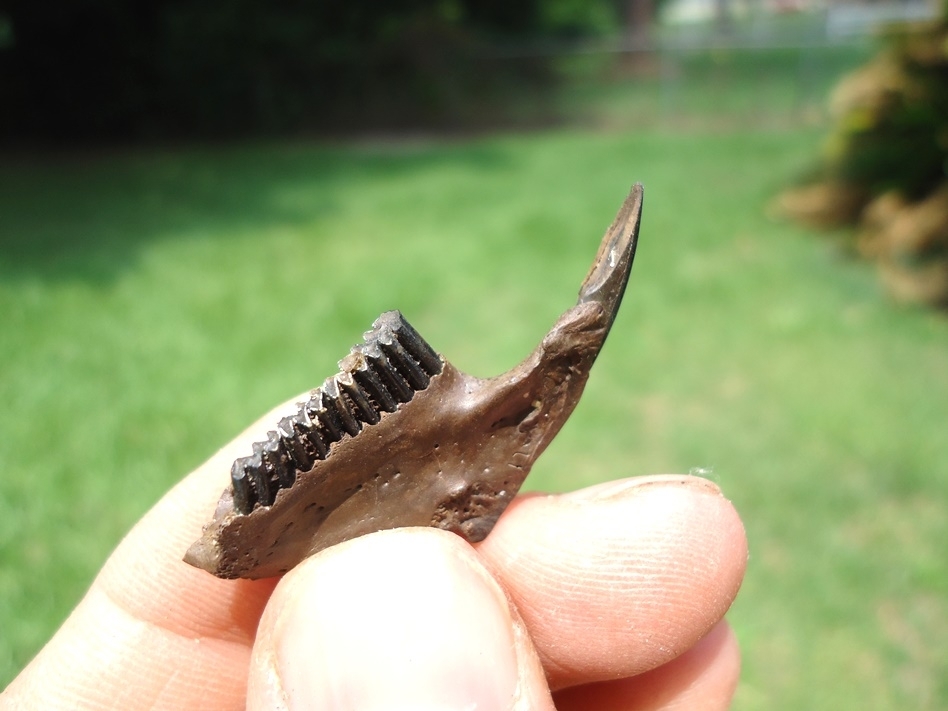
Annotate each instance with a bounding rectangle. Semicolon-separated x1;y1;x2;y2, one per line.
493;1;937;129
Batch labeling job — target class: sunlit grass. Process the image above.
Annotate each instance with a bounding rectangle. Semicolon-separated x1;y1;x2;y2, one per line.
1;128;946;708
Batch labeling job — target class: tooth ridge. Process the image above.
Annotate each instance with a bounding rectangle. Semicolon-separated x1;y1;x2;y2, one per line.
376;311;443;377
231;311;441;515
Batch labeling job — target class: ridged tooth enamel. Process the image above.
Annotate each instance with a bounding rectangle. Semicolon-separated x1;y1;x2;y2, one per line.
322;377;361;436
295;410;328;461
228;311;441;515
243;452;269;508
346;351;398;413
230;458;255;514
336;371;379;425
376;327;430;389
360;341;413;403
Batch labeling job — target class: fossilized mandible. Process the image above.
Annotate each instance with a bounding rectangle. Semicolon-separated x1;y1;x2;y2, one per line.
185;184;643;579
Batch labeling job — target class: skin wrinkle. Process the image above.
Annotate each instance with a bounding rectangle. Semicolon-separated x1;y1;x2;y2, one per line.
89;423;283;648
29;587;250;711
98;535;276;645
508;608;557;711
96;570;260;655
553;622;740;711
94;589;250;709
478;477;746;690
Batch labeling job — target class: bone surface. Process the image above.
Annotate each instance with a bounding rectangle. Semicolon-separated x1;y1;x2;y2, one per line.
185;184;643;579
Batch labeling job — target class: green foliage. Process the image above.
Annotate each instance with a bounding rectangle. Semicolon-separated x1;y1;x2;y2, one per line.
823;28;948;199
1;127;947;708
538;0;618;37
779;18;948;307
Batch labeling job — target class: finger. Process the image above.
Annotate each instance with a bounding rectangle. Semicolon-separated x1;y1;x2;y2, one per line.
475;475;748;690
247;527;555;711
554;621;741;711
2;398;307;710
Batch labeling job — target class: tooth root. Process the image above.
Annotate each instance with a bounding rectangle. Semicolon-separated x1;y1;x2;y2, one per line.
336;371;380;425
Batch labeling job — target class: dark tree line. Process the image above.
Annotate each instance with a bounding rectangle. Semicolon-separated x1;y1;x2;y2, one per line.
0;0;620;143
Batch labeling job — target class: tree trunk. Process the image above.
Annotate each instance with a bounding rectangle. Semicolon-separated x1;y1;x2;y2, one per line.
620;0;656;75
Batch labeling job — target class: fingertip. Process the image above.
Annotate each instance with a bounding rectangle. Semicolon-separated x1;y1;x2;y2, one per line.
248;528;554;711
478;475;748;688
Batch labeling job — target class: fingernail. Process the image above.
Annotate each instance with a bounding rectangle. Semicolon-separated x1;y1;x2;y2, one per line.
272;530;520;711
563;474;723;503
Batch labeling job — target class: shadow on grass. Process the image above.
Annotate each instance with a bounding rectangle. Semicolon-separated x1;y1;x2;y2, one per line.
0;139;514;284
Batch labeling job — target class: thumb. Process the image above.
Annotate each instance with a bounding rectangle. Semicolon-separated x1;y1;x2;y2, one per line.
247;527;553;711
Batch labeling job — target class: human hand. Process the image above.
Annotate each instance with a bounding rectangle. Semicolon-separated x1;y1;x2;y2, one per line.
2;398;747;710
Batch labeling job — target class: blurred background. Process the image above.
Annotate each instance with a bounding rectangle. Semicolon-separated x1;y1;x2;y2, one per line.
1;0;946;707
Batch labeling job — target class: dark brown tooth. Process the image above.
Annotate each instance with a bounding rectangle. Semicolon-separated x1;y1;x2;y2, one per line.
306;392;343;444
277;415;310;472
336;371;380;425
294;410;329;461
230;311;439;518
242;452;271;508
375;311;442;376
376;326;430;390
251;441;281;501
276;415;295;440
260;435;280;486
322;377;361;436
343;351;398;413
231;458;256;514
264;431;295;488
360;341;414;403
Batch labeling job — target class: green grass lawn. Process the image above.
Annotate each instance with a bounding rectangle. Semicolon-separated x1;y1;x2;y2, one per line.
1;127;946;708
